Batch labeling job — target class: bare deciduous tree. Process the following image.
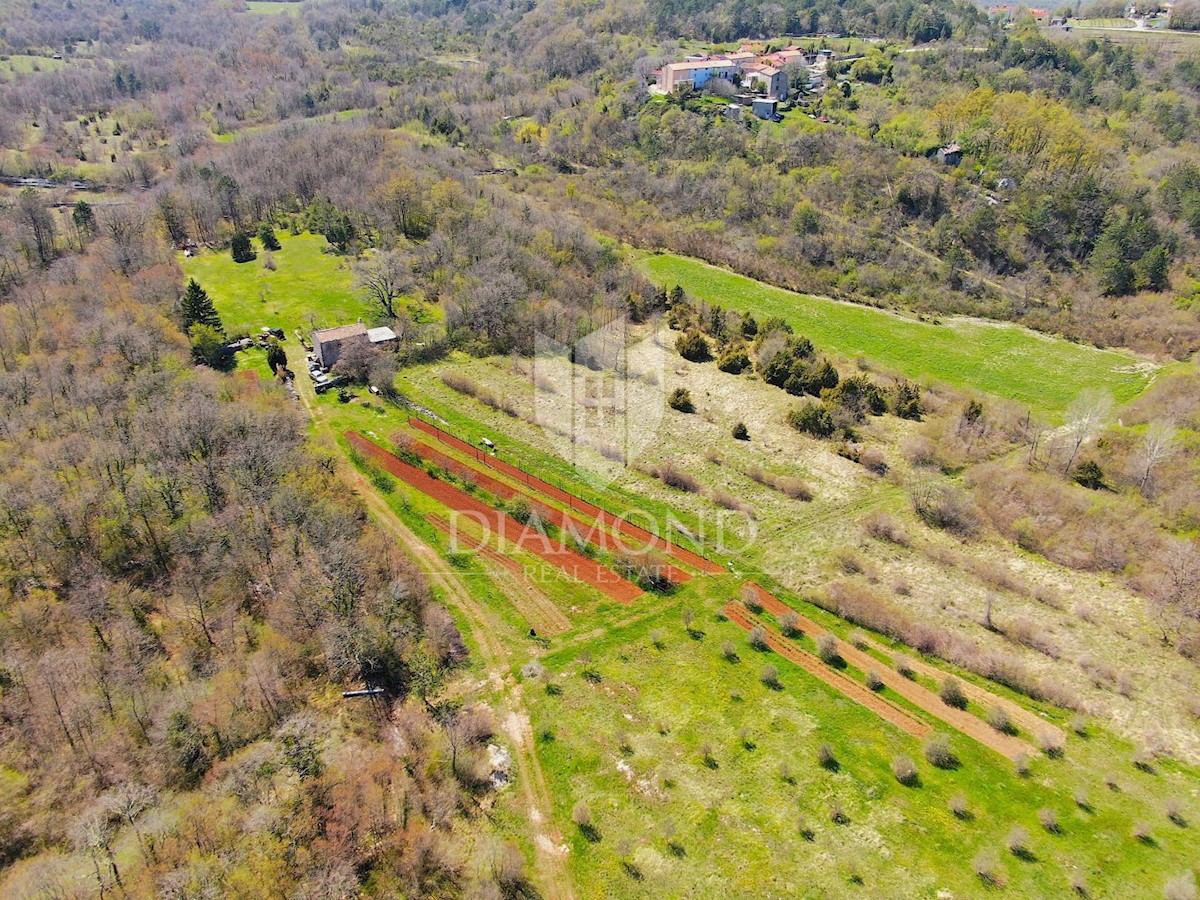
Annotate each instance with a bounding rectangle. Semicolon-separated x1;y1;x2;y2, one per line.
354;250;412;319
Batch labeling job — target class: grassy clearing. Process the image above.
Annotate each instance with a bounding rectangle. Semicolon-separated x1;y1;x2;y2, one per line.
0;54;66;80
637;252;1160;419
243;0;302;14
181;231;368;337
528;599;1200;899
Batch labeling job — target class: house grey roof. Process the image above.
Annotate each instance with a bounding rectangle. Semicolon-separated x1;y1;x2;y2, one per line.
367;326;398;343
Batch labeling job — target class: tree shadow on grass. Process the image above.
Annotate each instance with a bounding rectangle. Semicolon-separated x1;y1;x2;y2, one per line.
621;860;644;881
667;841;686;858
579;824;601;843
686;627;705;641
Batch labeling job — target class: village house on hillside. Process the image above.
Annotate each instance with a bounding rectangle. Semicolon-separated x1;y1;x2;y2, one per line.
312;321;397;369
653;44;822;101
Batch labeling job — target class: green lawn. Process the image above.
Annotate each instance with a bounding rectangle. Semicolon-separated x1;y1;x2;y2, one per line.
244;0;301;14
0;54;67;80
638;252;1161;419
181;231;370;338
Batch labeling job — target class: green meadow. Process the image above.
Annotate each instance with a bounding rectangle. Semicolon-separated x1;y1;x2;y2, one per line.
181;231;370;337
638;252;1161;419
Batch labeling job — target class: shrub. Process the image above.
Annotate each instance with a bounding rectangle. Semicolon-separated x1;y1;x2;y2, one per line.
1006;824;1031;857
676;329;711;362
910;482;981;536
712;491;754;516
1166;798;1187;827
816;634;841;665
949;793;970;819
732;421;750;440
1164;871;1197;900
861;510;909;545
717;346;751;374
798;817;815;841
828;803;847;824
650;628;665;650
1039;729;1065;758
894;655;916;679
1069;872;1088;896
572;801;594;832
760;664;780;687
939;677;968;710
749;626;768;650
721;640;737;661
701;743;717;768
788;402;835;438
1073;788;1090;810
1015;753;1032;777
892;754;918;785
780;611;801;637
667;387;694;413
973;849;1001;885
987;705;1014;735
924;734;958;769
818;742;837;770
658;461;700;493
1039;807;1060;833
866;669;884;691
1131;821;1152;843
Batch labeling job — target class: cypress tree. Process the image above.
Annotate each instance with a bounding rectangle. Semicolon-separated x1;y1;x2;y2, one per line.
181;279;223;333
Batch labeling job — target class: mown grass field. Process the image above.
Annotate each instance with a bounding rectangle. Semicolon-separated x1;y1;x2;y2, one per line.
638;252;1160;419
0;53;66;80
181;230;369;337
244;0;301;14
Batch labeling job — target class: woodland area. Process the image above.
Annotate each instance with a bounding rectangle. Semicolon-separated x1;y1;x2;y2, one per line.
1;0;1200;894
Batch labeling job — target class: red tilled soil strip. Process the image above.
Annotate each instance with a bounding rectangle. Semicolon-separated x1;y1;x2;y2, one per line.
410;417;724;575
858;632;1065;748
723;602;930;739
742;584;1035;761
348;431;641;604
408;437;691;586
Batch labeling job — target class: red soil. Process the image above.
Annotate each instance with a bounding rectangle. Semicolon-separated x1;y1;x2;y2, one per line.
741;584;1035;760
724;602;931;738
406;436;690;586
410;417;724;575
348;431;641;604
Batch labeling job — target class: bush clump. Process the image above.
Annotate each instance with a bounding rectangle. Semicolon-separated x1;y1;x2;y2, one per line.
676;329;711;362
788;402;835;438
892;754;918;785
732;421;749;441
939;677;968;710
667;387;694;412
924;734;958;769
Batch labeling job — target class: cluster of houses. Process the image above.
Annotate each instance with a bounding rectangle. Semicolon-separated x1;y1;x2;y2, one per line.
652;44;836;117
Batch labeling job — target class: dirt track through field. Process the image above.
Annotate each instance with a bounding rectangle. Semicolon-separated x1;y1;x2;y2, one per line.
348;431;642;604
742;584;1036;760
408;436;691;586
723;602;931;738
410;417;725;575
426;513;571;636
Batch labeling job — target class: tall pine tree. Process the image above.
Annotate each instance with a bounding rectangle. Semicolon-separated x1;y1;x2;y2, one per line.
180;279;224;334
